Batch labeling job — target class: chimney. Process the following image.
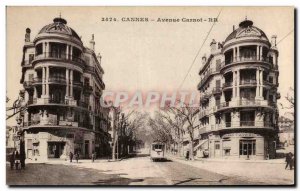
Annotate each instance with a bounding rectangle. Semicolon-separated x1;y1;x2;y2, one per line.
97;53;102;64
271;35;277;47
210;39;217;54
25;28;31;42
90;34;95;51
233;25;235;31
202;54;207;65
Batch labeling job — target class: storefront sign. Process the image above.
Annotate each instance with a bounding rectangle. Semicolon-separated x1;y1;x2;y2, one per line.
222;133;262;138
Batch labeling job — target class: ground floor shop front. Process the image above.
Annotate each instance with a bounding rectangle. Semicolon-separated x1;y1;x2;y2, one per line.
23;128;111;162
195;131;277;160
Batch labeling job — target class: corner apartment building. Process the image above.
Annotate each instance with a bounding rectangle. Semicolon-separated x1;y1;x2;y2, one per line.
197;19;280;160
19;17;110;161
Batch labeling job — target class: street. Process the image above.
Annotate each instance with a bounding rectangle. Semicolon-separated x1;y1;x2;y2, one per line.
7;151;263;186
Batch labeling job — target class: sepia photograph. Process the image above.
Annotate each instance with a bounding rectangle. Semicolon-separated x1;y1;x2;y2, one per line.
5;6;295;186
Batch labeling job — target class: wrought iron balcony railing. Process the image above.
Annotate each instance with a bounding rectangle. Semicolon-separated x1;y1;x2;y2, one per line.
33;52;85;67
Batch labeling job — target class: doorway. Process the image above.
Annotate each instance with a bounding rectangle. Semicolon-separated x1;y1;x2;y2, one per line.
239;140;256;159
48;142;65;158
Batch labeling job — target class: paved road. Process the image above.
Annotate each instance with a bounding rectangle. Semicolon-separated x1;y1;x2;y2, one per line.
7;154;259;186
128;155;257;185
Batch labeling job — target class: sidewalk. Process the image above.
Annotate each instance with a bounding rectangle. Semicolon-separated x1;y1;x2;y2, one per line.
167;155;294;185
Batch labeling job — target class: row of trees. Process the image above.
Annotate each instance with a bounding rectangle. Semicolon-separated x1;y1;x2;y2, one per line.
148;103;199;160
110;107;148;161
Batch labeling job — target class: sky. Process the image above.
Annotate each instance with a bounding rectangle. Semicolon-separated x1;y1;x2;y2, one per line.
6;6;294;125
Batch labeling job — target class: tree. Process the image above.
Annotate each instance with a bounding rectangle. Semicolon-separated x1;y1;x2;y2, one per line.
280;87;294;119
149;111;173;146
6;90;27;120
165;104;199;160
149;102;199;160
110;107;148;160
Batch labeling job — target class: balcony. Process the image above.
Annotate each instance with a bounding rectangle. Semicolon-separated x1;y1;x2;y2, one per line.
221;56;272;70
222;82;233;90
33;52;85;68
212;87;222;95
200;93;210;103
28;98;89;109
227;121;272;129
240;79;257;86
214;99;276;112
263;80;275;87
198;67;221;90
48;77;66;84
73;81;83;88
83;84;93;94
23;81;34;89
199;109;208;119
23;120;93;130
204;121;273;132
33;77;42;84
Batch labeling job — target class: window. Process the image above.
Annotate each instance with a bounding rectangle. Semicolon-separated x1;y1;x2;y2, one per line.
269;76;274;84
28;74;34;81
29;54;34;63
215;142;220;150
224;149;230;156
152;144;164;150
216;59;221;71
84;78;90;86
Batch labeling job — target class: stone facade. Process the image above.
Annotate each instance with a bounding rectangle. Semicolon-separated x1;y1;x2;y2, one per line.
196;19;280;160
19;17;110;161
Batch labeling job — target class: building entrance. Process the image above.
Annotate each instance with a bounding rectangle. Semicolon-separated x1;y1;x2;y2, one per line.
239;140;256;159
48;142;65;158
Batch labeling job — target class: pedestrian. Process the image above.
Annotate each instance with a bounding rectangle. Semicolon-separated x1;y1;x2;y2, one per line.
185;150;189;161
20;152;26;170
9;151;15;170
69;151;73;163
92;151;95;162
75;152;79;163
94;151;97;162
285;152;292;170
15;151;20;170
290;152;294;170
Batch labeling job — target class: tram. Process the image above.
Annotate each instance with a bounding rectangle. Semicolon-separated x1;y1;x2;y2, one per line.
150;142;166;161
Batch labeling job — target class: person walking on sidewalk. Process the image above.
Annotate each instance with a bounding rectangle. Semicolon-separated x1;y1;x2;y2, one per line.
75;152;79;163
15;151;20;170
69;151;73;163
91;151;95;162
9;151;15;170
290;152;294;170
285;152;292;170
185;151;190;161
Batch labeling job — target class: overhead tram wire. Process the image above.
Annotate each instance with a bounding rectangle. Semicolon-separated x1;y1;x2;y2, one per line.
177;8;223;90
277;29;294;46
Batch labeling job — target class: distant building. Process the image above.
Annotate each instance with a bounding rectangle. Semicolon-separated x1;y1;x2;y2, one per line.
196;19;280;160
278;116;294;146
18;17;110;161
6;126;17;149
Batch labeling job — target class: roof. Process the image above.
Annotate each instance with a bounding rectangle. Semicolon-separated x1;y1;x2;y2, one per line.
37;17;81;42
224;19;269;44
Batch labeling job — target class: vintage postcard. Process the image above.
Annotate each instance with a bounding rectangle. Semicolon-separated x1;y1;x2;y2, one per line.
6;6;295;186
